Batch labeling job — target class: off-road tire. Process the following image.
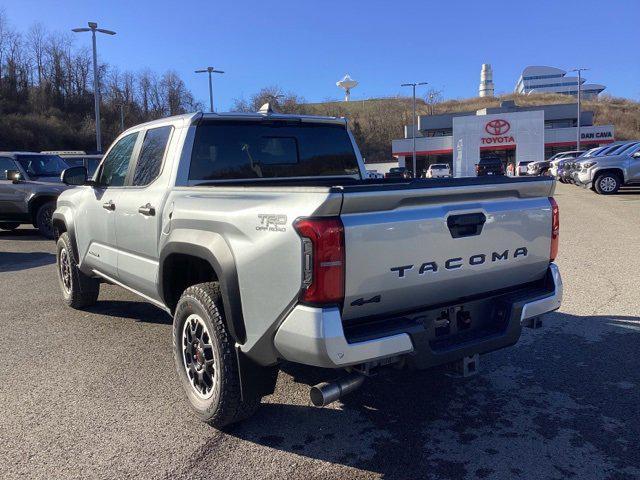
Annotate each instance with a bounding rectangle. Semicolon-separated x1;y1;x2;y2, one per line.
173;282;260;428
36;201;56;238
594;172;621;195
0;222;20;231
56;232;100;308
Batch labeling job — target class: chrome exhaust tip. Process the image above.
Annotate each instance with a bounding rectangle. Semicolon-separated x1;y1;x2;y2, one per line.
309;372;365;407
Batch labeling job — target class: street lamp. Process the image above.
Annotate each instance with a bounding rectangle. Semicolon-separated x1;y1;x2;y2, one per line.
401;82;428;178
195;67;224;112
72;22;116;153
570;67;589;151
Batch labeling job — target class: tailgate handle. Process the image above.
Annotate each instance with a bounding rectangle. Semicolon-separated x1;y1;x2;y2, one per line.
447;213;486;238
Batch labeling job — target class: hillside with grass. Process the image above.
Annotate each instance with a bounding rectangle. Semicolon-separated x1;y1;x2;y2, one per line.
291;93;640;163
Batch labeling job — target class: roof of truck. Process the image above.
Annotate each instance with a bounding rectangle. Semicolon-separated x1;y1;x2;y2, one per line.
125;111;347;132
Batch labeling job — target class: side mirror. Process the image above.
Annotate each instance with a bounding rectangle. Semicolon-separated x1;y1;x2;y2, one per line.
632;151;640;158
61;166;88;186
5;169;22;183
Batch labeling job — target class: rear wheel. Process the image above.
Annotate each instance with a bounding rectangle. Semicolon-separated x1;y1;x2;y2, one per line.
594;172;621;195
0;222;20;231
36;201;55;238
173;282;261;428
56;232;100;308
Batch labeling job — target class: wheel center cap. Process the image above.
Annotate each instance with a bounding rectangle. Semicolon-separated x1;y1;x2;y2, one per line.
194;346;204;367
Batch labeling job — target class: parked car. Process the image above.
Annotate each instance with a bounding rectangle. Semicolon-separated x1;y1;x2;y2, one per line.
425;163;451;178
42;151;103;176
385;166;412;179
53;111;562;428
548;151;585;178
575;142;640;194
516;161;533;176
475;156;504;176
566;142;637;186
526;160;549;176
366;170;384;179
0;152;71;237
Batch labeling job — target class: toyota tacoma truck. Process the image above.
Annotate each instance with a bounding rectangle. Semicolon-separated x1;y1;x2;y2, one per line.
0;152;72;237
52;109;562;428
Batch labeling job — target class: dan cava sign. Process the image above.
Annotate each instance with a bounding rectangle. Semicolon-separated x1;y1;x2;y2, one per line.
481;119;515;145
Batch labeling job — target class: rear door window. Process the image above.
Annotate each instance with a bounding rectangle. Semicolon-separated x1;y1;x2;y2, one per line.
189;121;359;181
132;126;172;186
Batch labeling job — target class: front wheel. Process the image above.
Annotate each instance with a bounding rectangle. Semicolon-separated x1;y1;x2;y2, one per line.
173;282;261;428
0;222;20;231
36;201;56;238
56;232;100;308
594;173;621;195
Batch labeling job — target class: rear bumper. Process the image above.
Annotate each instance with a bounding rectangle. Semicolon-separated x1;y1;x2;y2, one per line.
274;264;563;369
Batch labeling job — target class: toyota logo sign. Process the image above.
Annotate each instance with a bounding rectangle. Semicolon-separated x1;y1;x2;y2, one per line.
485;119;511;136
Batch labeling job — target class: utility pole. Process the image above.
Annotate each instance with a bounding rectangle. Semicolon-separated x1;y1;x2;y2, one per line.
195;67;224;112
72;22;116;153
401;82;428;178
571;67;589;151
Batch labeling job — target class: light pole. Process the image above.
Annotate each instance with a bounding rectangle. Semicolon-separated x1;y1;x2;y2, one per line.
195;67;224;112
119;104;125;132
72;22;116;153
401;82;428;177
571;67;589;151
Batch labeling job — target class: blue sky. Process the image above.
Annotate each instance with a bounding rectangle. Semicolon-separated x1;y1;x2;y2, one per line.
4;0;640;109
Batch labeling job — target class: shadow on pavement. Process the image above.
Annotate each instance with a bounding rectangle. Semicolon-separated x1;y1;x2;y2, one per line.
0;251;55;272
85;299;171;324
200;311;640;480
0;228;49;241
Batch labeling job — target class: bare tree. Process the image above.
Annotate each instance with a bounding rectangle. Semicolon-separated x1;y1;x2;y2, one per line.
424;88;443;115
232;85;304;113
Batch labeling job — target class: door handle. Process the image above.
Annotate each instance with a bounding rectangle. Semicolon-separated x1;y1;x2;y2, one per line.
102;201;115;211
138;203;156;216
447;212;486;238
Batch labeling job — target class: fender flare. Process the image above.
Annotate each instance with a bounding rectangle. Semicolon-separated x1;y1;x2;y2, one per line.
159;232;247;345
27;192;60;217
51;207;79;258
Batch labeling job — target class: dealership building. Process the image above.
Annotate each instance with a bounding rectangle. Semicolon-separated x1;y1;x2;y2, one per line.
388;100;615;177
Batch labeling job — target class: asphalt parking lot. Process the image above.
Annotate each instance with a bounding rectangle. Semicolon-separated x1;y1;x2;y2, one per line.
1;183;639;480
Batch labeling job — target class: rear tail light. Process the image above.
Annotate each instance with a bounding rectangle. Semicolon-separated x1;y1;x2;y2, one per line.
293;217;345;306
549;197;559;261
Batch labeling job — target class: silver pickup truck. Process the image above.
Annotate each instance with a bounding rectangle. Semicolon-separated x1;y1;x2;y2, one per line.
53;110;562;428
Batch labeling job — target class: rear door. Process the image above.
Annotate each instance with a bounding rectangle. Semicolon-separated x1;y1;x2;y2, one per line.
114;125;173;300
340;180;555;320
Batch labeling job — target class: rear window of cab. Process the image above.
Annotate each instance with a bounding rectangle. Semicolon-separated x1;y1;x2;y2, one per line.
188;120;360;181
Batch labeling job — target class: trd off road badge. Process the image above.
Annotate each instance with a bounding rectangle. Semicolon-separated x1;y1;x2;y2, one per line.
256;214;287;232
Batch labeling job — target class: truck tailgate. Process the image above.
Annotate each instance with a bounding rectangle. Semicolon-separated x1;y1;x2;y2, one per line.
339;178;555;321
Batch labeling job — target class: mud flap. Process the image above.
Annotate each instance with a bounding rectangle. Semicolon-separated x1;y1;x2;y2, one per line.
235;347;279;401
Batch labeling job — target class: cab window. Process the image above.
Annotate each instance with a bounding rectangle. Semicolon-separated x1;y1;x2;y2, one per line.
132;126;172;186
97;133;139;187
